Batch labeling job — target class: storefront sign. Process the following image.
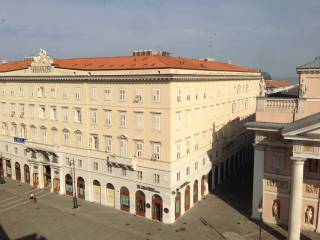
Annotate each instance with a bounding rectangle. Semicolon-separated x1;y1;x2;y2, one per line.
137;184;159;193
14;137;26;144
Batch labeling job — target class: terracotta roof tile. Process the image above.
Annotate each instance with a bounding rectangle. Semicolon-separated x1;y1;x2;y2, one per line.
265;80;294;88
0;55;256;73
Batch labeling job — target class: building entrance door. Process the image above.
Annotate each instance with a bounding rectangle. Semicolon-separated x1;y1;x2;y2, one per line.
43;165;51;187
24;165;30;184
33;173;39;187
152;194;163;222
135;191;146;217
53;178;60;192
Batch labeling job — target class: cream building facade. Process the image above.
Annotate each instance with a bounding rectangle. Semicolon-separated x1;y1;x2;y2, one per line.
0;49;261;223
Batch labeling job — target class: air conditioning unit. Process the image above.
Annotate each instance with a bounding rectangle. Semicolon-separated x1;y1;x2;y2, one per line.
177;96;181;102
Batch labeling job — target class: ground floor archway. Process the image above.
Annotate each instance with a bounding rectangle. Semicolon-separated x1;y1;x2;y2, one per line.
15;162;21;181
65;174;73;196
185;186;190;211
24;165;30;184
77;177;85;199
120;187;130;212
6;160;11;178
152;194;163;222
201;175;206;196
193;180;198;204
93;180;101;203
106;183;115;207
135;190;146;217
175;192;181;220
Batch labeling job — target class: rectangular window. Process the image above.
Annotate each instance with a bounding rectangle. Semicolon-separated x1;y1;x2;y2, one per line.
154;174;160;183
78;159;82;168
186;166;190;176
30;87;35;97
137;171;143;180
104;88;112;101
135;112;144;130
107;165;112;173
176;112;182;130
52;130;58;145
177;89;182;102
75;87;81;100
90;135;99;150
10;103;15;117
135;141;143;157
122;169;127;176
62;88;68;99
39;106;46;119
51;87;56;98
176;141;181;159
62;107;69;122
176;172;180;181
74;108;82;123
51;107;57;121
152;142;161;160
195;161;198;170
1;102;6;116
152;113;161;132
152;89;160;103
11;124;17;136
75;133;82;147
38;87;45;98
134;88;143;102
93;162;99;171
19;104;25;118
119;111;126;128
186;88;191;101
63;131;70;145
186;137;191;154
91;110;97;125
41;128;47;144
30;104;35;119
120;139;128;157
119;89;126;101
19;86;24;97
272;152;285;170
105;136;112;153
104;110;112;127
91;87;97;99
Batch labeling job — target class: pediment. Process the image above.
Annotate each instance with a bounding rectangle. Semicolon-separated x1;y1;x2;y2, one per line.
283;123;320;139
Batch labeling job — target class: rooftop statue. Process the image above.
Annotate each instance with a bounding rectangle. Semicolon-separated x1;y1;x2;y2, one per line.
33;48;53;65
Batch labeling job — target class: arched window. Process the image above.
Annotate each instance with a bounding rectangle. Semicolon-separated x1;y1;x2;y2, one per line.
15;162;21;181
120;187;130;212
77;177;85;199
135;190;146;217
93;180;101;203
193;180;198;203
65;174;73;196
106;183;115;207
152;194;163;222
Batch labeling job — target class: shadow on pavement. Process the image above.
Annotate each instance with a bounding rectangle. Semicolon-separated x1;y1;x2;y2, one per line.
212;162;313;240
0;224;46;240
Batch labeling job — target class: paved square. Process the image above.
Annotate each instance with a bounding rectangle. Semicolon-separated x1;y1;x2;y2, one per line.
0;166;318;240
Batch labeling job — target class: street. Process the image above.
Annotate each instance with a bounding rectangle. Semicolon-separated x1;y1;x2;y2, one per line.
0;164;319;240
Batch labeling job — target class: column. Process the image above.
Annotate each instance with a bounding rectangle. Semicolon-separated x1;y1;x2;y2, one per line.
38;163;44;188
251;144;265;219
288;157;305;240
30;164;34;187
50;167;55;192
2;159;7;177
59;169;65;195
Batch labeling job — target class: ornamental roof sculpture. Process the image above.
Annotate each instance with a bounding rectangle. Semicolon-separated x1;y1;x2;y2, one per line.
33;48;53;65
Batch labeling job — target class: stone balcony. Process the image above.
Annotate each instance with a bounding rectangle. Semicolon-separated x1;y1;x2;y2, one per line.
256;97;298;123
107;154;137;171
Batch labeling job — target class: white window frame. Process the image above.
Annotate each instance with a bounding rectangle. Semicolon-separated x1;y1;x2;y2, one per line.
104;88;112;101
135;141;143;157
105;136;112;153
135;112;144;130
119;111;126;128
152;88;160;103
119;138;128;157
119;89;126;101
152;113;161;132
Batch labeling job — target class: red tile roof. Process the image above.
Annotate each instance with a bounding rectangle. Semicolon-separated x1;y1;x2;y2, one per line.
0;55;256;73
265;80;294;89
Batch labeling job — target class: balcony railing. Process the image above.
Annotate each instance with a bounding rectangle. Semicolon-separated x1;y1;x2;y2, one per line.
257;97;298;113
107;154;137;171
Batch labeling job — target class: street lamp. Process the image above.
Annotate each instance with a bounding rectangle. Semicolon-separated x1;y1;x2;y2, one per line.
70;159;78;209
258;207;263;240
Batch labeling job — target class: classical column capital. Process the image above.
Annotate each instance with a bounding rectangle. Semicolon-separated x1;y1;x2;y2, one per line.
290;156;306;164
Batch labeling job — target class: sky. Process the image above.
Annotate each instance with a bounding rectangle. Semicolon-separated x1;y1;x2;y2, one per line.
0;0;320;80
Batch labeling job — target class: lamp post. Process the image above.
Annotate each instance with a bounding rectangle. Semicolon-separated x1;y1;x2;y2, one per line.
70;159;78;209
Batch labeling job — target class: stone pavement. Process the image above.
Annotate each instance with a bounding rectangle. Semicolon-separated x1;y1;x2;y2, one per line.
0;165;319;240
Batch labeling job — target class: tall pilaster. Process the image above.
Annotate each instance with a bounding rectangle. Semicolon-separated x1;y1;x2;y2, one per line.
38;163;44;188
288;157;305;240
251;144;265;219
